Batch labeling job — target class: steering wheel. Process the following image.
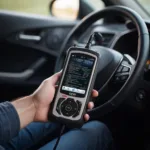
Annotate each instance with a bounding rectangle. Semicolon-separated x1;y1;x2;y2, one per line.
55;6;149;119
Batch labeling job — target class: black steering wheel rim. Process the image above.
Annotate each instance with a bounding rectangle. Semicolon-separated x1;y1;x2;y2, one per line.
55;6;149;118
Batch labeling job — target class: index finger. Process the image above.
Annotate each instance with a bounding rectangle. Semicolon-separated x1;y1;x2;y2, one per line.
51;71;62;85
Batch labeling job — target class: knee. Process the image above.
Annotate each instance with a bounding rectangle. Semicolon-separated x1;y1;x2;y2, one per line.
83;121;113;149
83;121;112;139
84;121;109;132
88;120;107;128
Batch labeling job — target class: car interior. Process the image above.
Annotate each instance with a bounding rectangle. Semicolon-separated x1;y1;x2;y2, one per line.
1;0;150;149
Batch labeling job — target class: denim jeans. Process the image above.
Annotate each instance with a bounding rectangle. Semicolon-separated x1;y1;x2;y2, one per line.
3;121;113;150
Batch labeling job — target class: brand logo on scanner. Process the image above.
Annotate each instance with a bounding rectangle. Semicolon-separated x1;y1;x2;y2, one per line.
69;93;76;96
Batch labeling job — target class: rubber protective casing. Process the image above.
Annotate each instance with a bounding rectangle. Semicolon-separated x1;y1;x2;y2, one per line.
49;47;99;128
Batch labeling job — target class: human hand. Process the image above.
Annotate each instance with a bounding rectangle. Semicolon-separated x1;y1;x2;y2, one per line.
31;71;98;122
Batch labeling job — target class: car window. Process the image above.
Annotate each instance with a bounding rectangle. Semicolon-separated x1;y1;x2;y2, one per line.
0;0;104;16
137;0;150;15
0;0;51;16
85;0;104;10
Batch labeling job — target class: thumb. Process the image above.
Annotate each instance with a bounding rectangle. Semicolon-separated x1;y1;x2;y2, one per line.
51;71;62;85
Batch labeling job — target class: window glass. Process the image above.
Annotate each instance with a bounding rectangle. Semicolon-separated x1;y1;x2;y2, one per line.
137;0;150;14
0;0;104;16
0;0;51;16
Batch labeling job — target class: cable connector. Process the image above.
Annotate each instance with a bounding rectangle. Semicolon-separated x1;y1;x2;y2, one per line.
85;32;103;49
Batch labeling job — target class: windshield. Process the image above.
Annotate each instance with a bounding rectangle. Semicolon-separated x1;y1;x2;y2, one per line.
137;0;150;14
0;0;104;16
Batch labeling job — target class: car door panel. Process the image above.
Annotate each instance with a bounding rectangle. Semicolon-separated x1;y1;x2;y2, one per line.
0;10;76;100
0;11;77;38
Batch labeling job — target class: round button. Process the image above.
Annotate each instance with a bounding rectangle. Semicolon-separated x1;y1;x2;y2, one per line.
61;99;78;117
65;104;72;112
136;89;146;103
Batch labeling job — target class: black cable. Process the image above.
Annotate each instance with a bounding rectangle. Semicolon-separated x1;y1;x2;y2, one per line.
85;33;95;48
94;32;104;45
53;125;66;150
85;32;103;49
